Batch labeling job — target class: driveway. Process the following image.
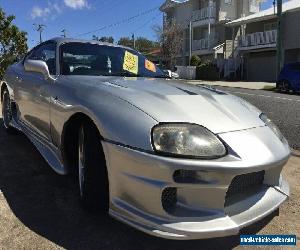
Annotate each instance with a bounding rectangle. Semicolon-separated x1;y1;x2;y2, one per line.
0;103;299;249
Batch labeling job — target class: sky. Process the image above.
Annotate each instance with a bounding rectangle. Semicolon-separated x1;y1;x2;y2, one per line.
0;0;283;48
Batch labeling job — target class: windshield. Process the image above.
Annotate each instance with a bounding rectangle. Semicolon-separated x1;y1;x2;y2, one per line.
289;63;300;72
60;42;165;78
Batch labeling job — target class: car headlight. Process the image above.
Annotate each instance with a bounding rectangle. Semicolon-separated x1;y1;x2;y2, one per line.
260;113;285;142
152;124;227;158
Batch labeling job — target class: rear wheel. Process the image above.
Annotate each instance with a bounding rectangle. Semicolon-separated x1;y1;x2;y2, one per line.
281;80;291;93
78;121;109;212
1;89;15;133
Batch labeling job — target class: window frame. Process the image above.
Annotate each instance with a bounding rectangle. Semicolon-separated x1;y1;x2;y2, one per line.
23;41;57;75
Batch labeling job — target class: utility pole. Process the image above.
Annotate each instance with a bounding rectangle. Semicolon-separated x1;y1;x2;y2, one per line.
61;29;67;38
189;20;192;66
276;0;283;78
34;24;46;44
132;33;135;49
208;0;213;50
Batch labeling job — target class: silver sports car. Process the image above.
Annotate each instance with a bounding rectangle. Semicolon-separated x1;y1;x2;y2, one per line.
1;38;290;240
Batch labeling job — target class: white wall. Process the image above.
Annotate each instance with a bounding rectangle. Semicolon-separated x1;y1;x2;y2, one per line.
173;1;194;28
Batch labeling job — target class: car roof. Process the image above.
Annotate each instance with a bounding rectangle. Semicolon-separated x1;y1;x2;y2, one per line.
286;62;300;67
47;37;134;51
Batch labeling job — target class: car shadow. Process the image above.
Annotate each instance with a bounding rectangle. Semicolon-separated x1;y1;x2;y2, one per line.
274;89;300;95
0;118;277;250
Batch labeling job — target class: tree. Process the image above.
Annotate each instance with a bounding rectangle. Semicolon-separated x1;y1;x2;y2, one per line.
117;37;134;48
92;35;114;44
135;37;159;54
153;22;183;69
0;8;28;79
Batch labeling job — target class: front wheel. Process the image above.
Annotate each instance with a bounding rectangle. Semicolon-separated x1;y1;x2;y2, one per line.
78;121;109;212
279;80;291;93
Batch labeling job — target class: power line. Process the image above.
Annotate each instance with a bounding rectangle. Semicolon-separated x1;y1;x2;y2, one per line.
132;13;161;34
73;6;159;38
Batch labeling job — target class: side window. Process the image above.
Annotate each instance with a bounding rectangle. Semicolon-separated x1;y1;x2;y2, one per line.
28;43;56;75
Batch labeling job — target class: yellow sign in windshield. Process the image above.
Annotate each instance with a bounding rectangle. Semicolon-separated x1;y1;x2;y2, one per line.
123;51;138;75
145;59;156;73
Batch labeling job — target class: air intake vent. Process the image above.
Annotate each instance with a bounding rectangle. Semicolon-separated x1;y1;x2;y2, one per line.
162;188;177;213
225;170;265;205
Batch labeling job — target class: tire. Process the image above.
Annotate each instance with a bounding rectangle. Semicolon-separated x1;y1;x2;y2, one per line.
282;80;290;93
276;82;282;92
78;120;109;212
1;89;16;133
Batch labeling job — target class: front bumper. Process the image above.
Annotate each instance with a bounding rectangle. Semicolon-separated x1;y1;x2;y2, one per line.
102;126;290;240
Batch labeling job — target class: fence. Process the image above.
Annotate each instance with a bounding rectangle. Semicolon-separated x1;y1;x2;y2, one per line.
176;66;197;80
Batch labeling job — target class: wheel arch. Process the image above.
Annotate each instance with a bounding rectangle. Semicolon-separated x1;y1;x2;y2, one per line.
61;112;105;175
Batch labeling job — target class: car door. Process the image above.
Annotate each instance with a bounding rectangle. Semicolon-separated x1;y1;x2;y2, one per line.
15;42;56;141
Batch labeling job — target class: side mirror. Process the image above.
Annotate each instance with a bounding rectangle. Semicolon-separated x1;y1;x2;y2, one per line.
24;60;52;80
163;70;179;79
163;70;172;78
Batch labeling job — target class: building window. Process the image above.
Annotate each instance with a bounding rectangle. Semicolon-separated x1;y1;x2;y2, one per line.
225;0;232;4
264;22;277;31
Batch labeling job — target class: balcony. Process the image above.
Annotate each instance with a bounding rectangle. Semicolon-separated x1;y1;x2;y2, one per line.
192;37;216;52
192;6;216;26
238;30;277;50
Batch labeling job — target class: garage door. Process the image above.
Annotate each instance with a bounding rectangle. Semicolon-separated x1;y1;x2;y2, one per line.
246;51;277;82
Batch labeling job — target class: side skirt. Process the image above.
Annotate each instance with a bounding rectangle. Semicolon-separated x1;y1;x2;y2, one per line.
11;114;67;175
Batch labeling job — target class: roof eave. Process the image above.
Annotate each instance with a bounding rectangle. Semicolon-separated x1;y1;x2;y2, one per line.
226;14;276;27
160;0;190;12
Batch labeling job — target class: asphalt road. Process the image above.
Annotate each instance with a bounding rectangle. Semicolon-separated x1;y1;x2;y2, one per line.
214;87;300;150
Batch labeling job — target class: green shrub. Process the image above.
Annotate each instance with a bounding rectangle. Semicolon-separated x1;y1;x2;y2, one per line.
196;61;220;80
190;55;201;66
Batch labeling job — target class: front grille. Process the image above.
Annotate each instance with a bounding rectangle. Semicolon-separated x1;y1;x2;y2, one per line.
161;188;177;213
225;170;265;202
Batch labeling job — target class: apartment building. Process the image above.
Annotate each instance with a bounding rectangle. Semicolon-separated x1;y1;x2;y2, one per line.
226;0;300;81
160;0;260;65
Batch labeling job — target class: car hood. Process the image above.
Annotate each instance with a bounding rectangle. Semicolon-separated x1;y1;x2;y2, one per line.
64;76;265;134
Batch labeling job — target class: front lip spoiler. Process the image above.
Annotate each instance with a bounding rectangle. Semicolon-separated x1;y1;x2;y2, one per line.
109;182;289;240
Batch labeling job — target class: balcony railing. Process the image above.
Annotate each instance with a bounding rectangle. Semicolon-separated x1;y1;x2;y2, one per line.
193;37;216;51
238;30;277;48
192;6;216;22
